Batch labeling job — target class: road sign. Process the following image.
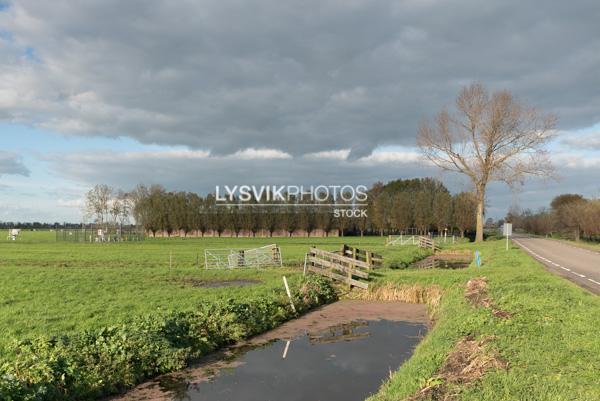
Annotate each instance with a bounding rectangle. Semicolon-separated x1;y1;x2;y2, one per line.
503;223;512;251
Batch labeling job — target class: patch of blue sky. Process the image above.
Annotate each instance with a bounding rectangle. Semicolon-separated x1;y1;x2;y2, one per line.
0;30;14;41
0;122;188;154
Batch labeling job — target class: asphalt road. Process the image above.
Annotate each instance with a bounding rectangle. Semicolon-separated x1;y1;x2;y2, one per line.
512;236;600;294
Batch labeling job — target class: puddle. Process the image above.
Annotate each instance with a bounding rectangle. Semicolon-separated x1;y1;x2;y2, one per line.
179;279;262;288
112;301;428;401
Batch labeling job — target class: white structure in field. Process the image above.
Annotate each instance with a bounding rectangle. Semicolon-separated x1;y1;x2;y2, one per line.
7;228;20;240
96;229;105;242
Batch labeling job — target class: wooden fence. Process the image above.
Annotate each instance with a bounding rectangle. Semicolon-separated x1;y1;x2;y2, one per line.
339;244;383;269
305;247;370;289
418;236;441;252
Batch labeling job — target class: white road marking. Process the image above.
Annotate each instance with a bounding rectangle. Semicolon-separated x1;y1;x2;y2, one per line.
512;239;597;286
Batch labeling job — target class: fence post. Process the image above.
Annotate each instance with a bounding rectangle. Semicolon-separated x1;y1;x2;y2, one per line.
282;276;296;313
303;253;308;276
169;252;172;270
347;268;352;290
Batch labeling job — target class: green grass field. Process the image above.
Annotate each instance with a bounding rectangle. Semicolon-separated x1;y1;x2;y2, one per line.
0;231;425;354
1;231;598;400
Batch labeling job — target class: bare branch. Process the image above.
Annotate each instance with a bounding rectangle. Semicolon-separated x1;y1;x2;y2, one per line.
416;83;556;242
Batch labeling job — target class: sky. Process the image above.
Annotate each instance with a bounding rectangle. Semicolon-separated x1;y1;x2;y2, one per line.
0;0;599;222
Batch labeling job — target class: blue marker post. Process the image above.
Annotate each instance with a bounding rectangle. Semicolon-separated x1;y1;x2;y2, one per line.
475;250;481;267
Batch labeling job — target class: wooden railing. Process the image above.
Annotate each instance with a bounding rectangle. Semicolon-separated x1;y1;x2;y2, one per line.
418;236;440;252
305;247;370;289
339;244;383;269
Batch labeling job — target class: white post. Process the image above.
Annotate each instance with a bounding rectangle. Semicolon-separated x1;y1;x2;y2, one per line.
303;254;308;276
282;276;296;313
506;233;509;251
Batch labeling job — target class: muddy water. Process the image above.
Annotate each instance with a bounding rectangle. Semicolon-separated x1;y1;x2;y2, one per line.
113;301;428;401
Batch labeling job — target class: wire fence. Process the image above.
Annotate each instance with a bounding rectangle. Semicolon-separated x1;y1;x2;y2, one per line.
55;228;145;243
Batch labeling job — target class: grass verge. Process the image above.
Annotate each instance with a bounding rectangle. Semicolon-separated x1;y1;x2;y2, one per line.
367;239;600;401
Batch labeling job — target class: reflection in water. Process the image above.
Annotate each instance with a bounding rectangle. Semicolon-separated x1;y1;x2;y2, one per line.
308;320;370;345
156;320;426;401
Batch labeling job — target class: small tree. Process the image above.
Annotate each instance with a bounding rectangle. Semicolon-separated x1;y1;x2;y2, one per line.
418;83;556;242
85;184;113;230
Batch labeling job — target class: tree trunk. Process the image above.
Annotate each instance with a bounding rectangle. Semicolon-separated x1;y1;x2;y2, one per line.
475;188;485;243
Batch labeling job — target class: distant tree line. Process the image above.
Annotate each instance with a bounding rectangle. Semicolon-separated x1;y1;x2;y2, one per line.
0;222;83;229
507;194;600;241
108;178;478;237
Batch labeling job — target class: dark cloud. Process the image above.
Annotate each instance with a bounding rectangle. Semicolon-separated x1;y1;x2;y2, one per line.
42;150;435;193
1;0;599;157
0;151;29;177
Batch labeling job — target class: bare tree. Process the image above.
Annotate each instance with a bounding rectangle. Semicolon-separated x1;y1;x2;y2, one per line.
418;83;556;242
85;184;113;229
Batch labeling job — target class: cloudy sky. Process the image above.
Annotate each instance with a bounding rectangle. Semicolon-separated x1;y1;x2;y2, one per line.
0;0;599;222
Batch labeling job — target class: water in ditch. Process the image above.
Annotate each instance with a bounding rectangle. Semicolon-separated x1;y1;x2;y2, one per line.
139;319;427;401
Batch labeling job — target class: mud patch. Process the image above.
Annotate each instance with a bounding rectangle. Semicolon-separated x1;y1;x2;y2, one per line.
180;278;262;288
464;278;491;308
251;299;428;342
464;277;512;319
407;336;507;401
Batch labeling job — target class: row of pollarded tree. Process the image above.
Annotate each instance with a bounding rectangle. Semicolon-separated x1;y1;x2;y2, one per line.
368;178;478;238
507;194;600;241
101;177;478;238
